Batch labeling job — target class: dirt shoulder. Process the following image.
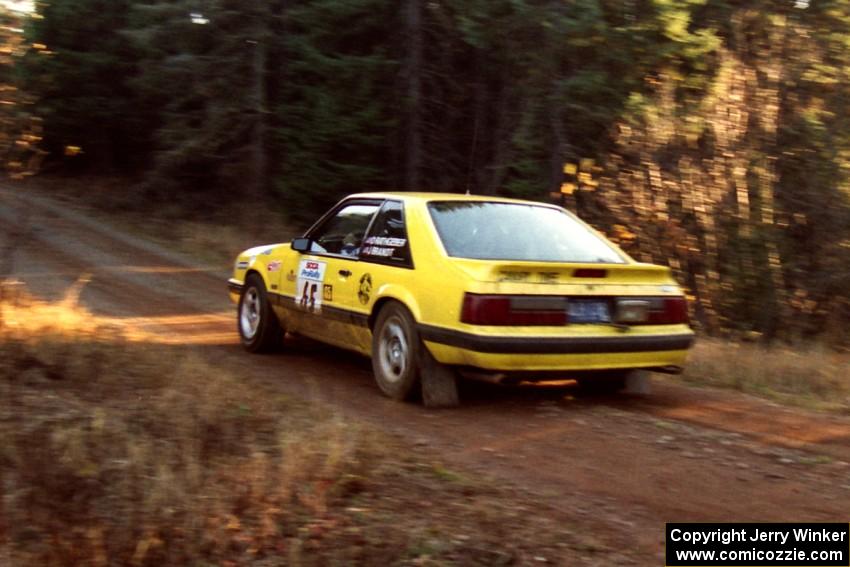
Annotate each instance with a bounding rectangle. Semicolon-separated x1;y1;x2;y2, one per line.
3;182;850;565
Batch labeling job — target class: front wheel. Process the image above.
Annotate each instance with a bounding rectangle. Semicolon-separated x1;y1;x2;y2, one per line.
371;303;421;401
238;274;283;353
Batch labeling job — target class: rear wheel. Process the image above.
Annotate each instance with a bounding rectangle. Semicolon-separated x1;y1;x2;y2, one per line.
238;274;283;353
372;303;420;400
371;302;460;406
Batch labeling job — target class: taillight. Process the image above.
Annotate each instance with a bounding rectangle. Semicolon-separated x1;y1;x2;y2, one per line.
645;297;689;325
460;294;689;326
461;294;568;326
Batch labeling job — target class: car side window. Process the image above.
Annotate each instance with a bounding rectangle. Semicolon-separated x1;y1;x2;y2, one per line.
361;200;413;268
308;203;380;257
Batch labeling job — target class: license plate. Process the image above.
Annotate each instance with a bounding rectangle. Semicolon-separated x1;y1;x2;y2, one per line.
567;300;611;324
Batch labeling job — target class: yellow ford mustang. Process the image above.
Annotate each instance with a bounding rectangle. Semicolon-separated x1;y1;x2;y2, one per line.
228;193;694;404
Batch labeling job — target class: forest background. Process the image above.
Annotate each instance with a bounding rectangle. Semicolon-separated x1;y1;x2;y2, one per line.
2;0;849;343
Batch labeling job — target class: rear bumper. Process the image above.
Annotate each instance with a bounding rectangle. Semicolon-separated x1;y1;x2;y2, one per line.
418;325;693;354
420;325;694;372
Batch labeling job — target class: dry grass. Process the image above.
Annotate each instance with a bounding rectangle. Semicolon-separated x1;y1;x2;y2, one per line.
681;338;850;412
0;285;607;566
0;286;370;565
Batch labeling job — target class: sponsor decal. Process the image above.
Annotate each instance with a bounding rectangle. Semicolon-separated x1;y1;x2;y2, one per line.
363;236;406;247
323;284;333;301
299;260;323;280
498;271;530;282
286;270;296;282
295;259;327;313
358;273;372;305
361;246;394;257
538;271;559;284
267;260;282;272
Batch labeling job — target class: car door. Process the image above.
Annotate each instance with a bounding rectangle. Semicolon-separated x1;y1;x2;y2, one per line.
281;200;382;348
338;199;415;353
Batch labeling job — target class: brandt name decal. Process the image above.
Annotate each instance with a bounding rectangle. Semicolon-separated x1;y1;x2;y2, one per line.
267;260;282;272
362;236;406;259
295;259;327;313
358;273;372;305
323;284;333;302
361;246;394;257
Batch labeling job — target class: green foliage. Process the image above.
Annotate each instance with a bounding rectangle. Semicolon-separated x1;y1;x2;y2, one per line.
124;0;282;201
25;0;143;170
276;0;396;217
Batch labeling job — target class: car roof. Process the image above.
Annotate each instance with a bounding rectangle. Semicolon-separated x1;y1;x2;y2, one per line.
346;192;560;207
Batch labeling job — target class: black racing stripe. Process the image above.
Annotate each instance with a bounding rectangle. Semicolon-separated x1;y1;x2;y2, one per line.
269;292;369;327
318;303;370;327
417;324;695;354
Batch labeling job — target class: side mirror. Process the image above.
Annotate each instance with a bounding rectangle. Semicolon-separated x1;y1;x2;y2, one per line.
291;237;310;252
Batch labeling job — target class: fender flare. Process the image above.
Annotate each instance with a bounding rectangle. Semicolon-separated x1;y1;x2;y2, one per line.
369;283;422;328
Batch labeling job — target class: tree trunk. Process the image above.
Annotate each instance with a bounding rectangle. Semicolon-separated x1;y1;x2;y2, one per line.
250;2;269;200
402;0;422;189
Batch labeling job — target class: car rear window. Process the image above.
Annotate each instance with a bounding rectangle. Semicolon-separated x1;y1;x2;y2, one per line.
427;201;625;263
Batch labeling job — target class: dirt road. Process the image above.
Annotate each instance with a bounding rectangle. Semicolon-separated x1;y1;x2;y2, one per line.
3;185;849;564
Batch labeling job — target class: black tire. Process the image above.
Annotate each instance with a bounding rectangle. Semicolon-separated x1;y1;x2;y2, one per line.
371;302;422;401
576;371;627;395
238;273;283;353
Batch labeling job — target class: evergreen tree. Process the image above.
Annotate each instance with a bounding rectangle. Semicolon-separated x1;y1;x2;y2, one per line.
25;0;142;171
275;0;397;216
127;0;279;201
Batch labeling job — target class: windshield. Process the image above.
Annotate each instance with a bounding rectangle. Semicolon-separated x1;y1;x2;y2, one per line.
427;201;625;263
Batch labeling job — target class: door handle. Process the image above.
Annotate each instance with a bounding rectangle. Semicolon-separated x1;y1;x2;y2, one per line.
338;269;352;277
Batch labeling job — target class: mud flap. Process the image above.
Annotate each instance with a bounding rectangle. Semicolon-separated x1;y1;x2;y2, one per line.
419;346;459;408
624;370;651;394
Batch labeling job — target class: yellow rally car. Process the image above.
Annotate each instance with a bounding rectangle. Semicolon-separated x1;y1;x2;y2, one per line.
228;193;694;405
